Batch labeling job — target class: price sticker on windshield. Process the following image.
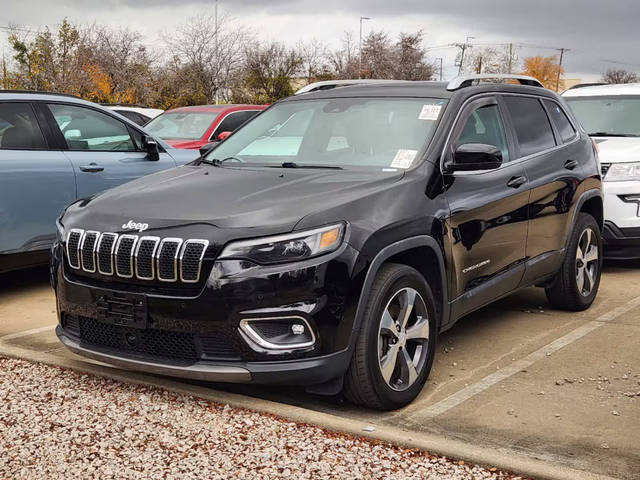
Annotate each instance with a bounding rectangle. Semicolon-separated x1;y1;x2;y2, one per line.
419;104;442;121
390;149;418;169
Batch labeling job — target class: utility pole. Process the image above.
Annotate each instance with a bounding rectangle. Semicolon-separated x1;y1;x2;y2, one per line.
457;36;475;74
507;43;513;73
214;0;219;104
359;16;371;79
436;57;443;81
555;47;568;92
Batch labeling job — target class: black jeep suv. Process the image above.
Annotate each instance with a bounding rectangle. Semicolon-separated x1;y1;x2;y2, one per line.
52;75;603;410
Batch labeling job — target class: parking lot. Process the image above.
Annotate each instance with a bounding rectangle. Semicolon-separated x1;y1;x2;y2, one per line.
1;261;639;479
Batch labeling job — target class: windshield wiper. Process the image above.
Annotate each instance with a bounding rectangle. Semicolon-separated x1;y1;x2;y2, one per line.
200;156;243;166
587;132;638;137
276;162;343;170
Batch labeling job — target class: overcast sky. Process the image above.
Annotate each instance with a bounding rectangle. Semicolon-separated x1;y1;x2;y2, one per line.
3;0;640;81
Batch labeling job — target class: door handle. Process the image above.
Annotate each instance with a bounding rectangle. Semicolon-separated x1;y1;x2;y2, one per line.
79;163;104;173
507;176;527;189
564;159;579;170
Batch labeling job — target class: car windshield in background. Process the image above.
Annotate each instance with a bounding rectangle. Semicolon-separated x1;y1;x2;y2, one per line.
206;98;446;169
145;112;218;140
565;96;640;137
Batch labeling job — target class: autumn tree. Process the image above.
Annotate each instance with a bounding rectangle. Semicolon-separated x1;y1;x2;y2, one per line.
601;68;638;84
521;55;564;90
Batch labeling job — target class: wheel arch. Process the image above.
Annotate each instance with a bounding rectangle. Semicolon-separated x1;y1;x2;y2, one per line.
349;236;449;352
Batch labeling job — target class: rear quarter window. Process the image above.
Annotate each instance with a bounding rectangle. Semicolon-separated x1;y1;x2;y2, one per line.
543;99;576;143
503;96;556;157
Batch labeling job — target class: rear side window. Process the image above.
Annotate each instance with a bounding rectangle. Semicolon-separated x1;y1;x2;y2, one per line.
48;104;135;151
0;103;47;150
212;111;258;140
503;96;556;157
542;99;576;143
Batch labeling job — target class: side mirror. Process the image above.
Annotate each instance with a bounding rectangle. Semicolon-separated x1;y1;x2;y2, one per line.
448;143;502;172
143;136;160;161
216;131;232;141
199;142;217;157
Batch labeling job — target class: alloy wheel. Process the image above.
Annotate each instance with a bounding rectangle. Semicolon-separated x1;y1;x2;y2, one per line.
576;227;599;297
377;287;430;392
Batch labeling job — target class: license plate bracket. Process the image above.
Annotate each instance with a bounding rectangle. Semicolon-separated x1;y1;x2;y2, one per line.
96;291;147;329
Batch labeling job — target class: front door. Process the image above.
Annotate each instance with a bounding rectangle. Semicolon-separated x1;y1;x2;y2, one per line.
443;96;530;317
45;102;176;199
0;102;76;256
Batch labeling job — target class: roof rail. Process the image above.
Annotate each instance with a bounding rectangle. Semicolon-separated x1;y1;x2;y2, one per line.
0;89;82;99
446;74;544;91
295;79;409;95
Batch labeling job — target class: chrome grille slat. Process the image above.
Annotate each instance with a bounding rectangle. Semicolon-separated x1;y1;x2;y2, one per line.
66;229;84;269
66;230;209;283
180;240;209;283
115;235;138;278
156;238;183;282
97;233;118;275
135;236;160;280
80;231;99;273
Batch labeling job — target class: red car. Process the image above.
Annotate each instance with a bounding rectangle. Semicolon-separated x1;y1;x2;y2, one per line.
144;104;267;150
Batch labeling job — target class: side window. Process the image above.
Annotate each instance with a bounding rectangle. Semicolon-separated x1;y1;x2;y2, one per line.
212;112;252;139
48;104;136;151
542;99;577;143
0;103;47;150
503;96;556;157
456;104;510;163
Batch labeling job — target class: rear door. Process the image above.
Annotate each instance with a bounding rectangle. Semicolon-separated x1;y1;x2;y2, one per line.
0;101;76;256
501;95;582;283
45;102;177;199
444;96;530;317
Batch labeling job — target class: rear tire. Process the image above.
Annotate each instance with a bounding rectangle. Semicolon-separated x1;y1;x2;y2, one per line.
546;213;602;311
344;263;437;410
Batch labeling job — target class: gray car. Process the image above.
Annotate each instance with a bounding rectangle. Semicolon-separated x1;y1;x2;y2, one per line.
0;91;199;273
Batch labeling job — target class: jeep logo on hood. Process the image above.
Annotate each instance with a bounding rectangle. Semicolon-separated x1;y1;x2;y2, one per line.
121;220;149;233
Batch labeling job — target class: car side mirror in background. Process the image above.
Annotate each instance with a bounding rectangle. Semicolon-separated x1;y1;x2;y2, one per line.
143;136;160;161
448;143;503;172
216;131;232;141
199;142;217;157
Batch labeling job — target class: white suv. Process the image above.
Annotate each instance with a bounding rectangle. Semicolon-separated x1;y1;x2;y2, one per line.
564;84;640;260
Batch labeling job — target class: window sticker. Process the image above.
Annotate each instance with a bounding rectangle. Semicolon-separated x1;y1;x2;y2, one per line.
419;104;442;121
390;149;418;169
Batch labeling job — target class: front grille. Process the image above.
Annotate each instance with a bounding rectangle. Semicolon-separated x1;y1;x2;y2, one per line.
65;231;209;284
67;315;239;362
601;163;611;176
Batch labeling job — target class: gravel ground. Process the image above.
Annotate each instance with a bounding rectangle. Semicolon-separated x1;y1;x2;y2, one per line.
0;357;527;480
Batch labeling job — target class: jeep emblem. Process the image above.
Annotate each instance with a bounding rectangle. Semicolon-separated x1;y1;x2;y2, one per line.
121;220;149;233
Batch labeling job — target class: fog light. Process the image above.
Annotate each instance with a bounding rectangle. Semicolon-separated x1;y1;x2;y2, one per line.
238;316;316;353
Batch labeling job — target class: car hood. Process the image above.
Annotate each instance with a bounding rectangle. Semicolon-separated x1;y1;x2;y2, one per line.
165;139;205;149
594;137;640;164
63;165;405;233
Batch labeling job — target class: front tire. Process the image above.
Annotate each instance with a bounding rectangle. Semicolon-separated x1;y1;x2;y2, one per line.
344;263;437;410
546;213;602;311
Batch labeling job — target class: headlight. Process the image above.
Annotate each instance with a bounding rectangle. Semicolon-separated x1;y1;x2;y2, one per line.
218;223;345;265
604;162;640;181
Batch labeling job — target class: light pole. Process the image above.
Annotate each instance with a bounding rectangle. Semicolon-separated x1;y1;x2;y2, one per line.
436;57;443;81
214;0;219;104
359;16;371;79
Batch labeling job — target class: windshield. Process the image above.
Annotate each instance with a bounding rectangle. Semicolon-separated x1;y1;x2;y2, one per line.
145;111;219;140
206;98;446;169
565;96;640;137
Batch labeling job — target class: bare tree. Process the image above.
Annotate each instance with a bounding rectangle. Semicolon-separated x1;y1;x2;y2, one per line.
393;31;435;80
360;31;395;78
239;41;303;103
330;32;359;79
163;13;251;104
297;39;329;83
601;68;638;84
462;46;519;74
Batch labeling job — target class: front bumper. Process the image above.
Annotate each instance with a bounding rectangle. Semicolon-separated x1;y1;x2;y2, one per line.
52;239;360;386
56;326;352;385
602;221;640;260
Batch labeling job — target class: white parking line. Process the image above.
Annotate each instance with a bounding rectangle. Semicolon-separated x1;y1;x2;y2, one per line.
409;295;640;420
0;325;56;341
